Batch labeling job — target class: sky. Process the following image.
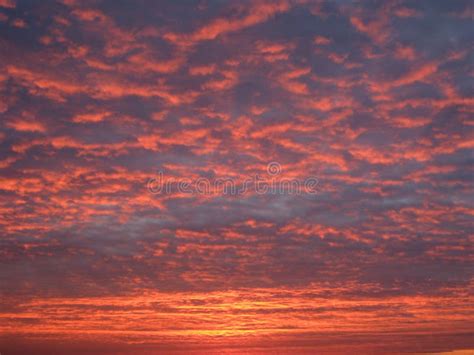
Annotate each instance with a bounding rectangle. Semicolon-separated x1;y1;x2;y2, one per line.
0;0;473;354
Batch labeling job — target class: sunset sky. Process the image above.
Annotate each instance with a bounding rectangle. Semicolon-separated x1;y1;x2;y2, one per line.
0;0;473;354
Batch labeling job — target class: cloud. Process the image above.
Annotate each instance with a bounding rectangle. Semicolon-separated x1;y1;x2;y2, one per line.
0;0;473;353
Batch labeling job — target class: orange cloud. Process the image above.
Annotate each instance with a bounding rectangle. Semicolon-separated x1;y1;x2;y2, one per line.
7;119;46;133
164;0;290;45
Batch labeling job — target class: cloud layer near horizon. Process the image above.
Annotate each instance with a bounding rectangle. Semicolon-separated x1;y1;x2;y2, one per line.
0;0;473;353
